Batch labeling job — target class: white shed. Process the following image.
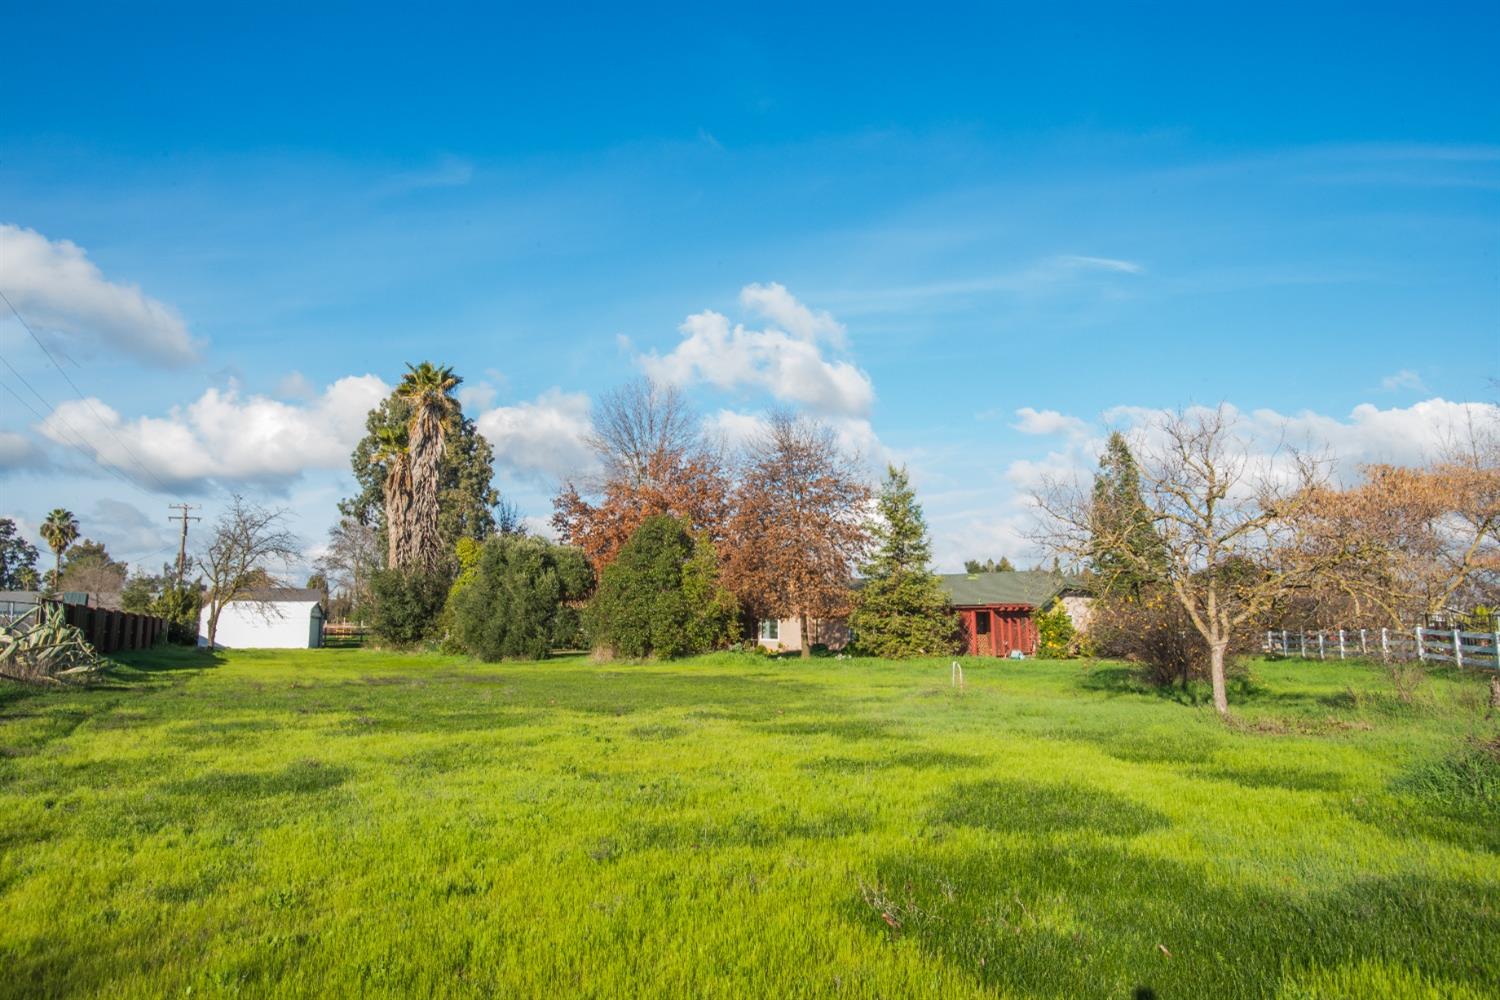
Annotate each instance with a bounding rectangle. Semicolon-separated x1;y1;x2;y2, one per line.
199;589;326;650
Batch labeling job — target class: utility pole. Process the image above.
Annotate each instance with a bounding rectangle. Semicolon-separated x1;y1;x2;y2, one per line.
167;503;201;585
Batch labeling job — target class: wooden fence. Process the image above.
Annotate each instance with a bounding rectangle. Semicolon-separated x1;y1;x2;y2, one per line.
1264;627;1500;671
55;602;169;655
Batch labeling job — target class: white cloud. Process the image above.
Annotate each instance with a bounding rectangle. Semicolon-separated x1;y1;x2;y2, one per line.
641;284;874;417
35;375;390;490
1012;407;1091;440
458;380;498;411
0;430;47;472
1379;368;1427;392
738;281;848;348
474;389;596;484
0;224;200;366
1054;254;1145;275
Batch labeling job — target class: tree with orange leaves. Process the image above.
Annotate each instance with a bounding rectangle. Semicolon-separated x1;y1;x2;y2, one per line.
723;412;872;659
552;378;732;571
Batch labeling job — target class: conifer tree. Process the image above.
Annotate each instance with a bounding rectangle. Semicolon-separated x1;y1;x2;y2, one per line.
1090;432;1166;596
849;466;957;657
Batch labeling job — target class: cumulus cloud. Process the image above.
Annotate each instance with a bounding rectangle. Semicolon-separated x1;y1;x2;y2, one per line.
474;389;596;484
35;375;390;490
640;283;874;418
1052;398;1500;492
0;224;200;366
1012;407;1092;440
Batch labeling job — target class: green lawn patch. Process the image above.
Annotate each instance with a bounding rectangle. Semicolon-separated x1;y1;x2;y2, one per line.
2;648;1496;998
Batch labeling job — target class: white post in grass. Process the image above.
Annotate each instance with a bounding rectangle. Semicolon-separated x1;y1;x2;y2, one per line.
1338;629;1346;660
1494;631;1500;671
1318;632;1325;660
1381;628;1389;662
1415;626;1425;662
1265;630;1273;653
1360;629;1368;656
1299;630;1307;659
1282;629;1289;657
1453;629;1463;670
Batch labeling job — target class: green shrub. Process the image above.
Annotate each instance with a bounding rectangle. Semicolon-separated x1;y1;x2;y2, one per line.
1035;602;1077;659
584;515;738;659
150;583;202;645
447;535;593;660
369;568;453;647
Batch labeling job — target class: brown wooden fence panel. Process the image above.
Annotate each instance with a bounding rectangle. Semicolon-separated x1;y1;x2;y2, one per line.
45;602;171;655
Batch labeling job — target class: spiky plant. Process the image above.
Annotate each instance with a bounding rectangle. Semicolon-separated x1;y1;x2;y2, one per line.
0;604;103;684
395;362;462;572
39;509;79;592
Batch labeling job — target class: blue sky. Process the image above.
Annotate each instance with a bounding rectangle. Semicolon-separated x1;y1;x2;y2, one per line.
2;3;1497;574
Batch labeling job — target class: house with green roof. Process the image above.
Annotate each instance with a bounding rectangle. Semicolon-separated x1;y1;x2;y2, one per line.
753;570;1092;656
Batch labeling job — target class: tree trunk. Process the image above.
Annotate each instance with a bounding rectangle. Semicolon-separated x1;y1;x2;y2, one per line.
1209;640;1230;717
799;612;811;660
207;605;220;649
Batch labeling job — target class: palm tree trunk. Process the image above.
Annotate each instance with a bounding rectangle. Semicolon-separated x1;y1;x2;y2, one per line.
407;413;445;572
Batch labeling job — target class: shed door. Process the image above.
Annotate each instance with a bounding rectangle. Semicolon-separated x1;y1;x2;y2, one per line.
973;609;992;656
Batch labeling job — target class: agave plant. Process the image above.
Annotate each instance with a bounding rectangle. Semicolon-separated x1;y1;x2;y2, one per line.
0;605;104;685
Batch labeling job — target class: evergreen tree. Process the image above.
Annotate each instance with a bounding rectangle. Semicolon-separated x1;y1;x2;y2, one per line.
0;518;39;590
1090;432;1167;596
849;466;957;657
447;534;593;660
585;515;738;658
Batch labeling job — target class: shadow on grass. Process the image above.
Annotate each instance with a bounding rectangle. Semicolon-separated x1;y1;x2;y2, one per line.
849;839;1499;999
932;778;1170;838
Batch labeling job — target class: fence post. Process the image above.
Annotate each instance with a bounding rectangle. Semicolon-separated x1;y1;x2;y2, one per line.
1265;630;1273;654
1415;626;1425;663
1299;630;1307;659
1281;629;1288;657
1453;629;1463;670
1338;629;1346;660
1360;629;1368;656
1318;632;1325;660
1494;631;1500;671
1381;627;1389;662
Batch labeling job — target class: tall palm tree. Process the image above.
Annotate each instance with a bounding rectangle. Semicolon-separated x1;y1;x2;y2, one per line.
39;508;79;592
373;425;413;570
395;362;461;572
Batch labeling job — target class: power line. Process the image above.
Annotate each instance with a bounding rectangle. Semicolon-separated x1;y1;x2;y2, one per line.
0;288;177;494
0;368;161;500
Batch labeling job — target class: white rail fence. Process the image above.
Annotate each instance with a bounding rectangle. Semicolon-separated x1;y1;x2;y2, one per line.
1264;627;1500;671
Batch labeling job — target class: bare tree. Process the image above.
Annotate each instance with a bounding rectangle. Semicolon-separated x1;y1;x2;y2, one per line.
553;377;732;570
315;517;382;617
197;496;301;648
1036;406;1329;717
724;412;872;659
586;378;699;489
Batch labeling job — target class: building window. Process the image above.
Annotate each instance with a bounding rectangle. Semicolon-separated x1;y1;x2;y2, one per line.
974;610;991;635
758;619;779;641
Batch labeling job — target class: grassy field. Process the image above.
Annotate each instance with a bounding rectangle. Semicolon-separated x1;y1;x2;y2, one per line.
2;648;1497;999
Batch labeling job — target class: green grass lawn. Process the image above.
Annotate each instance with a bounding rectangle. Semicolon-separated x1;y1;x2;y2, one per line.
2;648;1497;999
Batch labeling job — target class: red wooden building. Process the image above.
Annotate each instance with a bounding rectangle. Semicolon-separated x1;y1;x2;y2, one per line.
939;571;1089;657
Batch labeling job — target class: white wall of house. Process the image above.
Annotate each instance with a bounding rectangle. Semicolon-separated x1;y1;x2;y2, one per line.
760;617;851;652
1060;595;1094;633
200;600;324;650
